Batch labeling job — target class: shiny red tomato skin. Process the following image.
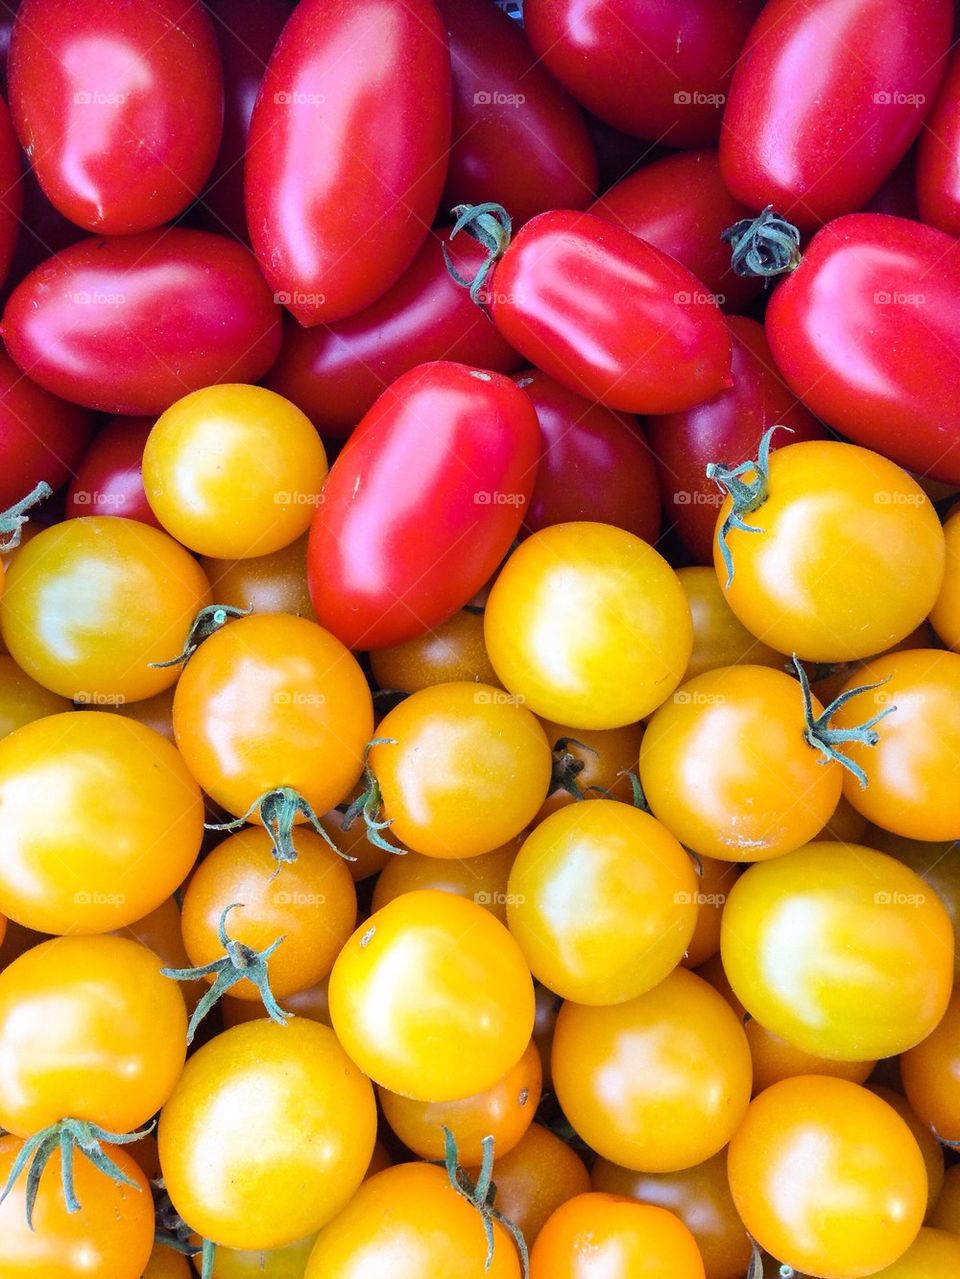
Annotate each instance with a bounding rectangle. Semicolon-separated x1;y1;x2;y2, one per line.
307;362;541;650
198;0;290;243
917;47;960;236
590;150;761;315
246;0;451;327
524;0;761;146
264;228;522;439
516;370;661;543
435;0;596;226
720;0;950;231
648;317;826;563
2;229;281;415
487;210;732;414
0;349;92;508
8;0;223;235
66;417;158;526
766;213;960;482
0;93;21;289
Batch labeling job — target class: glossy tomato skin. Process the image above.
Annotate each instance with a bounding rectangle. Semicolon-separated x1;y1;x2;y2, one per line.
524;0;761;146
917;48;960;235
8;0;223;234
246;0;451;326
648;317;825;563
531;1193;706;1279
720;0;950;230
66;417;158;525
487;211;732;414
307;362;541;650
0;93;20;288
0;349;92;508
435;0;596;225
264;229;522;438
3;230;280;415
471;1123;590;1249
516;369;660;541
590;150;760;314
901;986;960;1143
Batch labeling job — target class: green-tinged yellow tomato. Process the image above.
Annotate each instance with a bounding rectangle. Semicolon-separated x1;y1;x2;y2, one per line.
0;517;211;702
552;968;752;1172
143;385;328;559
728;1077;928;1279
329;890;535;1102
0;655;71;738
721;842;954;1060
506;800;698;1004
678;566;784;681
485;522;693;729
159;1020;376;1251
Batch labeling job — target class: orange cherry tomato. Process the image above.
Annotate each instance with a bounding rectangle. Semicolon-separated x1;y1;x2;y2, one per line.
536;719;645;820
901;984;960;1142
200;534;314;620
371;839;521;924
370;606;500;693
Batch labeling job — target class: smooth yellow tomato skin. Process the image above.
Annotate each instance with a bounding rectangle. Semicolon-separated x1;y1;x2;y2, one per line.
0;655;71;739
371;838;521;924
678;566;784;681
901;985;960;1143
863;1229;960;1279
930;505;960;649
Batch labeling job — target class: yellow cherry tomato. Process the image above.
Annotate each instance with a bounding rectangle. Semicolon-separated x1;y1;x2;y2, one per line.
901;985;960;1143
371;838;521;924
930;504;960;649
864;1229;960;1279
677;565;784;681
0;654;70;738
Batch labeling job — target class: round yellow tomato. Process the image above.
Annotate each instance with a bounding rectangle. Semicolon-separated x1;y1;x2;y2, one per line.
0;655;70;739
901;985;960;1143
678;566;784;681
864;1229;960;1279
371;838;521;924
930;504;960;649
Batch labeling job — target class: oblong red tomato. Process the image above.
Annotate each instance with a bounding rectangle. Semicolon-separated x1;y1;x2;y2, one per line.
479;209;732;413
435;0;596;225
0;94;20;290
265;227;522;438
590;149;761;314
765;213;960;482
917;46;960;236
66;417;158;526
8;0;223;234
307;361;541;650
720;0;951;231
0;348;92;508
648;317;825;563
246;0;451;326
2;229;281;414
524;0;761;146
516;369;661;543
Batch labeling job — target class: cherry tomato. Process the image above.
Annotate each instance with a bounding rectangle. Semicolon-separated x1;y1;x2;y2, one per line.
0;349;92;510
721;841;954;1061
172;612;372;826
371;838;521;924
222;976;331;1032
307;362;541;650
370;607;499;694
929;505;960;649
536;719;646;821
530;1192;706;1279
591;1150;751;1279
472;209;732;413
107;687;176;744
901;985;960;1143
507;800;698;1004
485;522;693;730
865;1229;960;1279
682;856;741;971
305;1163;521;1279
917;48;960;236
200;536;314;621
0;1135;153;1279
0;516;212;702
116;897;204;1017
246;0;451;326
160;1019;376;1251
832;651;960;839
143;1244;193;1279
516;369;661;542
436;0;596;225
9;0;222;234
714;439;944;662
143;385;328;559
640;665;843;862
0;92;21;289
204;1234;318;1279
930;1164;960;1233
728;1076;928;1279
590;150;761;313
524;0;761;146
0;712;203;934
329;890;535;1102
648;317;825;564
0;655;70;739
720;0;950;230
66;417;158;526
870;1086;945;1217
2;229;281;415
766;214;960;482
370;683;551;858
320;802;393;885
552;967;752;1172
263;229;522;439
868;826;960;981
678;568;784;681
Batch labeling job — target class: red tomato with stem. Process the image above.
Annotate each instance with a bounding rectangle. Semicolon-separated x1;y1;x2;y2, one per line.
264;227;522;438
765;213;960;481
246;0;451;327
453;208;732;413
2;229;281;414
66;418;157;525
720;0;950;230
0;349;92;508
307;362;541;650
917;47;960;236
647;316;825;563
8;0;223;234
516;369;660;542
435;0;596;226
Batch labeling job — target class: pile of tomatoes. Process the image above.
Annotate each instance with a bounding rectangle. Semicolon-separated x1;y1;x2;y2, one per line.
3;1;960;1278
